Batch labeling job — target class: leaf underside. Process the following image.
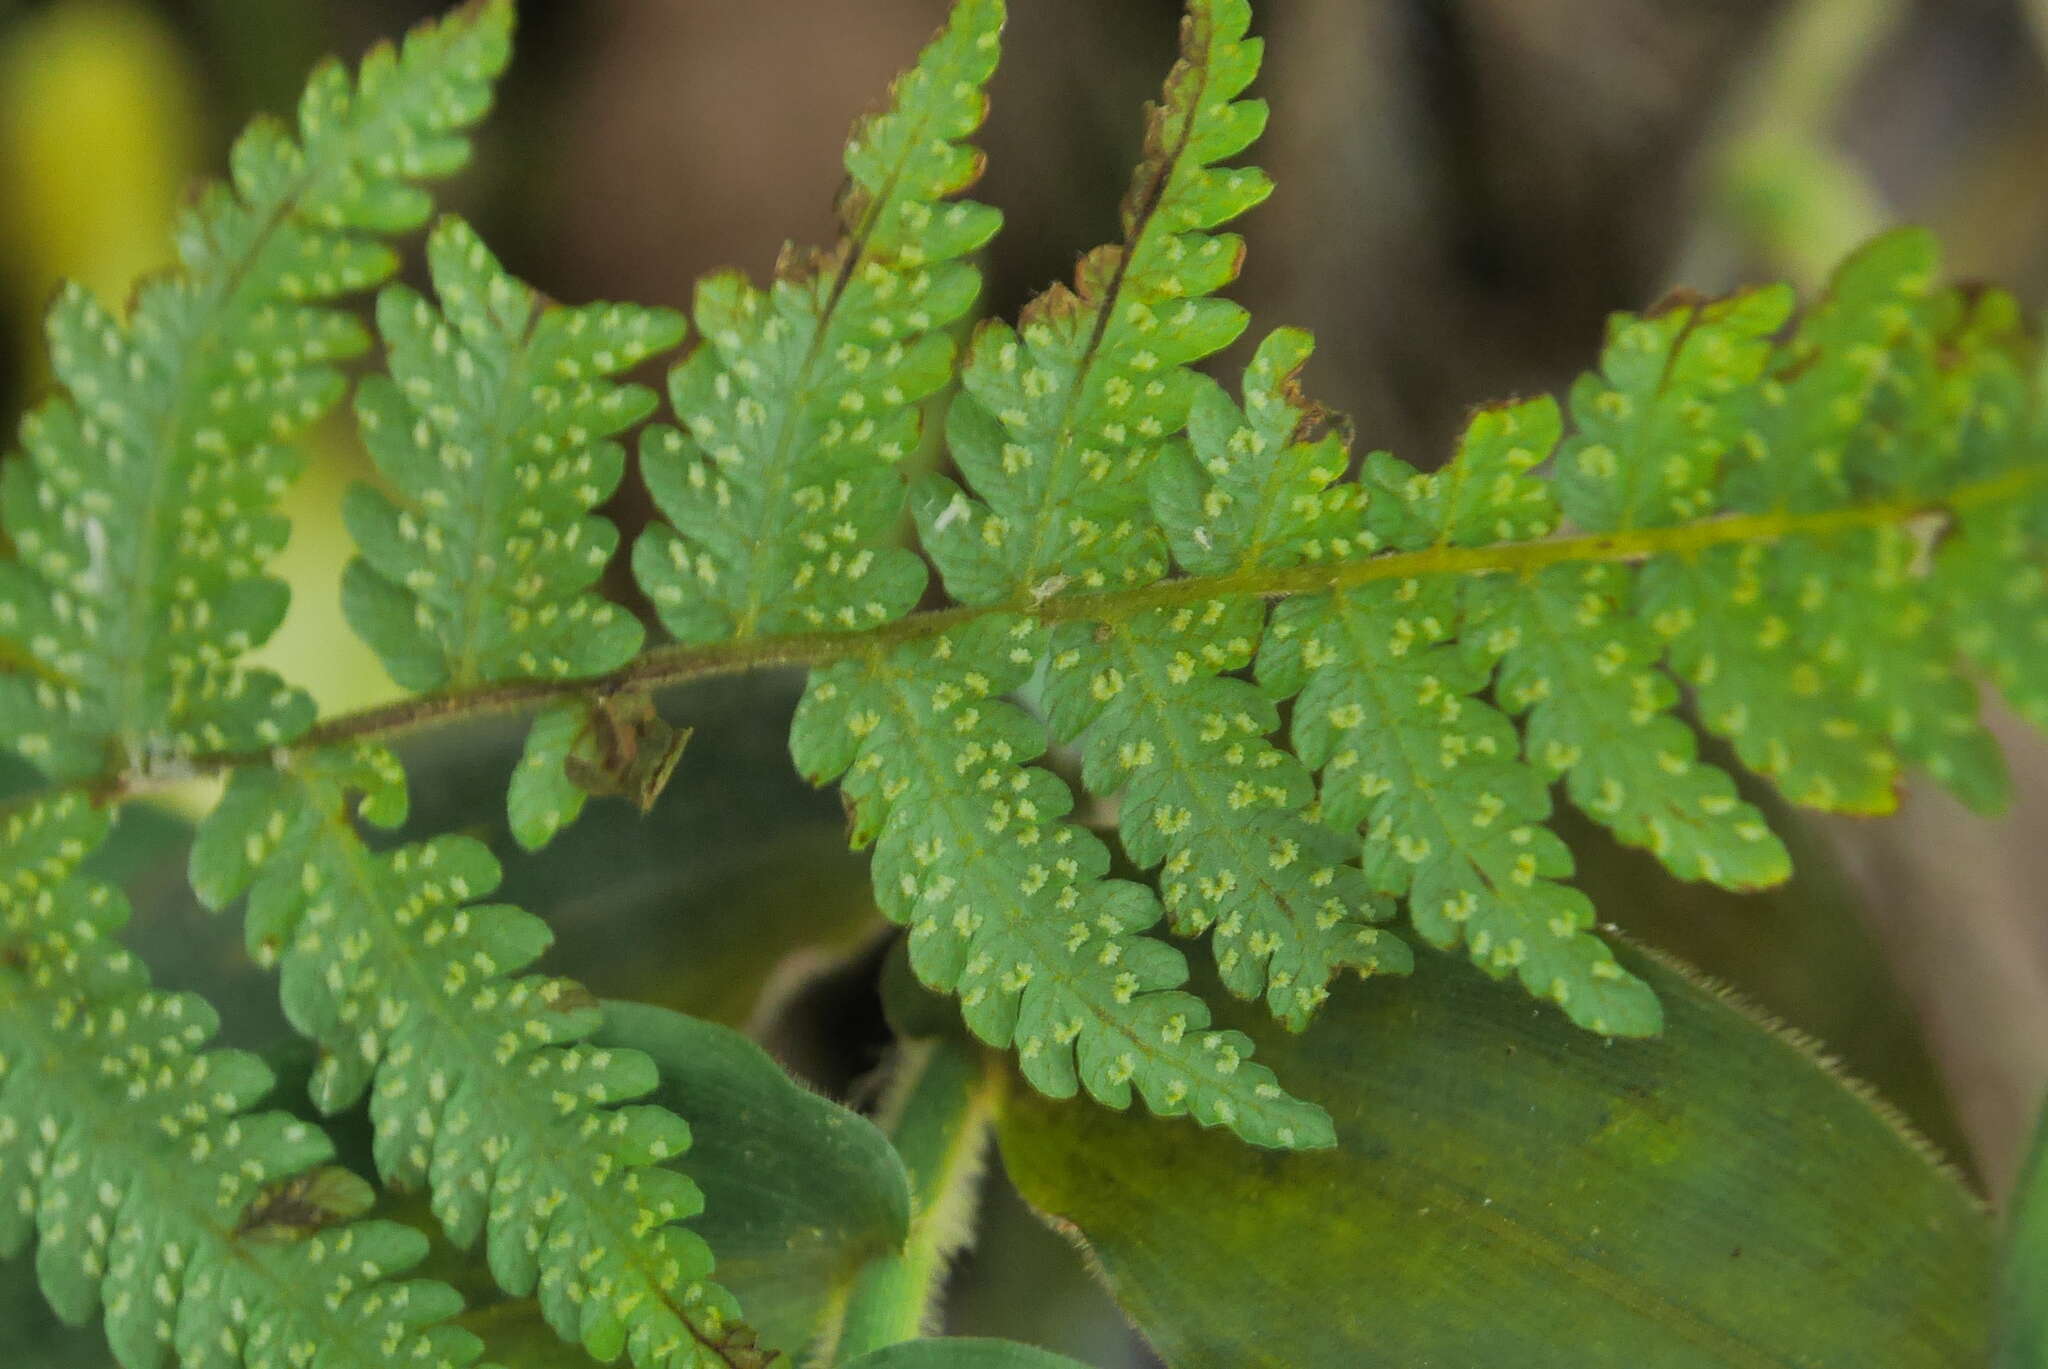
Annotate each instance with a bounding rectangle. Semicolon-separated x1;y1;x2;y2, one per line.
0;30;2041;1367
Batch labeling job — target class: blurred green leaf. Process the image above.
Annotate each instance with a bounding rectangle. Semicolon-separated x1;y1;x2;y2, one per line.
1560;790;1977;1172
0;1254;114;1369
399;685;881;1029
598;1001;913;1353
459;1300;606;1367
840;1339;1095;1368
2002;1097;2048;1367
938;1171;1146;1367
999;943;1991;1368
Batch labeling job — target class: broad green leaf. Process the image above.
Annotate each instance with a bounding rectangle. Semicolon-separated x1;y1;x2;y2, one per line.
1556;793;1978;1169
2002;1097;2048;1368
998;943;1991;1368
840;1340;1095;1369
598;1002;913;1354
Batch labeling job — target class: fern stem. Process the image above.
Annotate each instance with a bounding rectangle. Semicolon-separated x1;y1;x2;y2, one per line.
71;462;2043;800
825;1038;998;1362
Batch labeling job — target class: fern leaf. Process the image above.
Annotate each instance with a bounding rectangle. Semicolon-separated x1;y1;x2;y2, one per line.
1640;541;1899;813
0;1;511;782
1468;562;1790;884
1259;399;1663;1036
1645;231;2011;813
1554;285;1793;532
1935;297;2048;734
633;0;1004;644
1042;603;1408;1031
1943;498;2048;732
1044;331;1409;1031
775;4;1338;1129
916;0;1266;602
0;794;485;1369
1152;329;1370;575
791;618;1335;1150
1517;286;1796;888
507;699;595;851
190;753;770;1369
344;215;678;693
929;4;1387;1031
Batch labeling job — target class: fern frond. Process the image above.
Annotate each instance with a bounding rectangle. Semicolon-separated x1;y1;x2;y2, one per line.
0;0;512;783
772;0;1339;1137
791;618;1334;1150
915;0;1266;602
632;0;1004;644
338;214;683;850
189;751;769;1368
1255;399;1661;1034
1942;492;2048;731
344;215;679;693
1511;283;1796;888
1642;232;2009;814
902;1;1384;1035
0;795;485;1369
1043;331;1409;1031
1939;320;2048;733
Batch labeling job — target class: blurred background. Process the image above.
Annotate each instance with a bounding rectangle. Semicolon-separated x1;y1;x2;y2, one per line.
4;1;2048;1361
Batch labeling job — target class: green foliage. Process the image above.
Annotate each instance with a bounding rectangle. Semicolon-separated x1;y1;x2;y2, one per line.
0;795;485;1369
791;616;1333;1150
632;0;1004;645
2001;1099;2048;1368
0;0;510;782
914;0;1267;602
998;943;1993;1369
1045;330;1408;1032
3;0;2048;1363
189;748;765;1369
344;216;678;693
1260;396;1664;1035
1644;235;2020;815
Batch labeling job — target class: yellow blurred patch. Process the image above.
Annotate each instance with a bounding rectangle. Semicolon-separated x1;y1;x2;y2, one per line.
0;0;199;329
